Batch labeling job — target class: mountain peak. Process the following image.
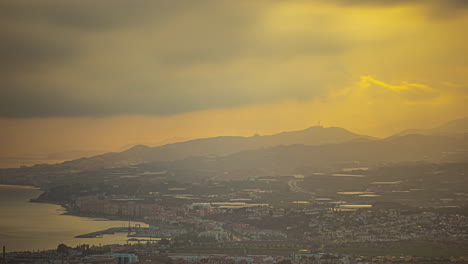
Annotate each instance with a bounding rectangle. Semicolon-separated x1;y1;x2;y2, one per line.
125;144;151;152
302;125;325;131
302;126;353;132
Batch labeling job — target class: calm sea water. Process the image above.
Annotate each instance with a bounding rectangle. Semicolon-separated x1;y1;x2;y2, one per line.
0;185;147;252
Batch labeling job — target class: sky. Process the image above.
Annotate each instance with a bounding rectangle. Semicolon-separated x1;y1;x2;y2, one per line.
1;0;467;167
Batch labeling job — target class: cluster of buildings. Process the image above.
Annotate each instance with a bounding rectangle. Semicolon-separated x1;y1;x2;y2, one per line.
231;223;287;241
73;193;468;246
3;246;350;264
167;254;288;264
306;210;468;243
4;241;468;264
3;251;139;264
75;198;163;218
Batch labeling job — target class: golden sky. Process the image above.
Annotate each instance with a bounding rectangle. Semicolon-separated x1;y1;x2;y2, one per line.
0;0;467;166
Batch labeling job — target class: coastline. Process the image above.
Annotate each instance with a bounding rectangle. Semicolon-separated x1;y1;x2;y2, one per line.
62;209;147;223
32;196;149;224
1;185;151;252
32;197;146;223
0;184;145;223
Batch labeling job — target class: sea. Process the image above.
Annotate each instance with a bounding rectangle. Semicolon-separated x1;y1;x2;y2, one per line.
0;184;147;252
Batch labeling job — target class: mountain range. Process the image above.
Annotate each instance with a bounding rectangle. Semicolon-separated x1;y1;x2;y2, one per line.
21;117;468;176
57;126;373;170
395;117;468;137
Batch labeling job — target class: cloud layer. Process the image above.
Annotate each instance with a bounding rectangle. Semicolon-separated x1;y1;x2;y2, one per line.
0;0;467;118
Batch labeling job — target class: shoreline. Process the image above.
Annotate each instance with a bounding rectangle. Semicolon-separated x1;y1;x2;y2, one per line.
1;185;150;252
0;184;149;224
63;210;148;223
2;183;150;225
32;197;148;223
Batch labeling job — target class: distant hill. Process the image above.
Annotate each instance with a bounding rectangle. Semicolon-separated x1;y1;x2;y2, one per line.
3;126;467;185
148;133;468;181
395;117;468;137
56;126;374;170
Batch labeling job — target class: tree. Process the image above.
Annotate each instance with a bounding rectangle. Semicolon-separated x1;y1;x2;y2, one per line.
57;244;70;255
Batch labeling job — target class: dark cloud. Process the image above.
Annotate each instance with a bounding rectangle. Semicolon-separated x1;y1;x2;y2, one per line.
0;1;199;31
0;67;340;118
0;0;352;118
0;87;256;118
0;30;77;70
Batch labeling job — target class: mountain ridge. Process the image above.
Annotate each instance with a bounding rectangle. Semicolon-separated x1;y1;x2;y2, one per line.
54;126;374;170
394;117;468;137
19;117;468;173
151;133;468;181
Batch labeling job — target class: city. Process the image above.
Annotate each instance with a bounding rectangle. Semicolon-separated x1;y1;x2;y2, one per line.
1;0;468;263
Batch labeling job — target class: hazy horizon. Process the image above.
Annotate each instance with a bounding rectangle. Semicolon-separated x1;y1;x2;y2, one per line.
1;116;467;169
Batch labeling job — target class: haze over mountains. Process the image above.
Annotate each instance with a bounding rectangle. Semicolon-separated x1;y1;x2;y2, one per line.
10;117;468;177
160;133;467;181
395;117;468;137
57;126;373;170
